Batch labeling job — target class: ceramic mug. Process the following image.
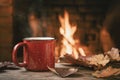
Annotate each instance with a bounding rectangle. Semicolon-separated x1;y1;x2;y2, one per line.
12;37;55;71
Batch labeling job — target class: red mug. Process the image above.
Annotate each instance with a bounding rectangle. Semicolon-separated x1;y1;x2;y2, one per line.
12;37;55;71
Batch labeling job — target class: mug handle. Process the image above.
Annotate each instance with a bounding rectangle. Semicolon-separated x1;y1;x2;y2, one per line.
12;42;28;67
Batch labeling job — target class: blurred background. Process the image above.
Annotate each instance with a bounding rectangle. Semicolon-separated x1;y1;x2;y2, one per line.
0;0;120;61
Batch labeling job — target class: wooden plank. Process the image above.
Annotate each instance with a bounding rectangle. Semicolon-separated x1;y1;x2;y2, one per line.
0;63;106;80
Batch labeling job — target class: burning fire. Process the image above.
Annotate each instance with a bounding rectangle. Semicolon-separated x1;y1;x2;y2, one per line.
59;10;86;59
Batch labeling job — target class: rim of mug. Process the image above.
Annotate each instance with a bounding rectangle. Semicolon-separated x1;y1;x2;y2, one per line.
24;37;55;40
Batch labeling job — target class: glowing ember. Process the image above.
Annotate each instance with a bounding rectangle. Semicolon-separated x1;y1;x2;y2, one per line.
59;10;86;59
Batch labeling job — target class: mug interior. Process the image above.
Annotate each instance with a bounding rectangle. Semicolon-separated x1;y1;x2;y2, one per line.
24;37;55;40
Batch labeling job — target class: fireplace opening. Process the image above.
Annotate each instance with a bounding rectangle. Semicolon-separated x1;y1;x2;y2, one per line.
13;0;120;61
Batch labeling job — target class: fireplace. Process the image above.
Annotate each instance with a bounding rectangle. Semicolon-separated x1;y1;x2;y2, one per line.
13;0;120;60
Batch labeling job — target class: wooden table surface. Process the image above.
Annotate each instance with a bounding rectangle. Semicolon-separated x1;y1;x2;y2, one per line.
0;63;118;80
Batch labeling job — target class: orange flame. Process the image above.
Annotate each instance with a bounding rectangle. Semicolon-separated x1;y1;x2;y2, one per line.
59;10;86;59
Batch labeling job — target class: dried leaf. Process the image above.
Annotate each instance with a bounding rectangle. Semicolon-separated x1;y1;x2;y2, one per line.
92;66;120;78
0;62;19;71
48;66;78;77
63;48;120;70
105;47;120;61
86;54;110;67
64;54;109;70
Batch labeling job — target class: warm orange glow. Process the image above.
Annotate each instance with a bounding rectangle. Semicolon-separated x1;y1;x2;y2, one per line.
78;48;86;56
59;10;86;59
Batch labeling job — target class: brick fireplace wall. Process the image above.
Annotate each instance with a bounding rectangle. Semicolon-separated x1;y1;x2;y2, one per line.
13;0;113;55
0;0;13;61
0;0;114;61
